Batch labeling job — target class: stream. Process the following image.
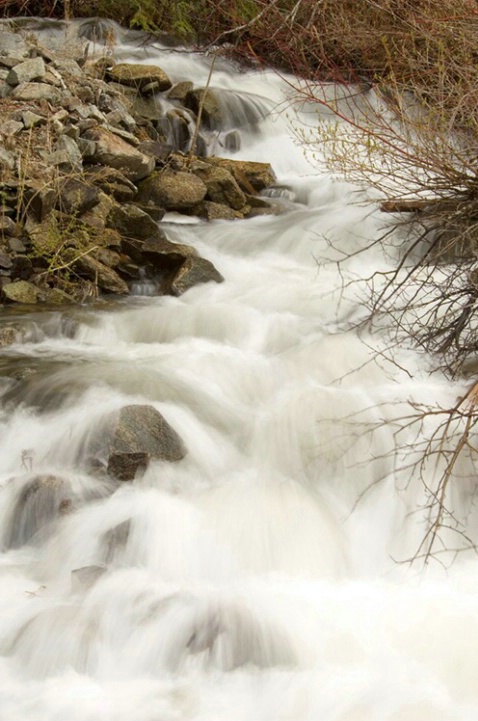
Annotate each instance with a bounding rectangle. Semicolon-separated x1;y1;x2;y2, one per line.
0;18;477;721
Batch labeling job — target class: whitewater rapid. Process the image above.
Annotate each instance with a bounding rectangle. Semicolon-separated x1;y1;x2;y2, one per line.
0;19;477;721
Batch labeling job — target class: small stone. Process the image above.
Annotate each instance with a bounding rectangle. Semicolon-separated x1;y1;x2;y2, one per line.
7;57;45;86
0;216;19;238
22;111;46;129
0;252;12;269
0;119;23;136
0;31;28;61
8;237;25;252
12;82;62;104
49;135;82;170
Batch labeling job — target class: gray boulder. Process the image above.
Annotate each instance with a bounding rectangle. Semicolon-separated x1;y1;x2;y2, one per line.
7;57;46;86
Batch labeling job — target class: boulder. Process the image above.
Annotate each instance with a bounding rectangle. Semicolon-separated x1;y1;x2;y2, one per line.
6;57;46;86
141;234;197;271
23;184;56;222
49;135;83;171
105;404;186;481
193;164;246;210
185;88;223;128
83;127;155;181
107;204;159;239
0;31;28;61
72;254;130;295
107;63;172;92
85;167;138;203
204;157;276;192
169;256;224;296
12;82;62;104
136;170;207;212
2;280;43;304
58;178;101;216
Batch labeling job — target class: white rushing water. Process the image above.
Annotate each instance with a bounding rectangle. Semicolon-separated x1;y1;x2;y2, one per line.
1;19;478;721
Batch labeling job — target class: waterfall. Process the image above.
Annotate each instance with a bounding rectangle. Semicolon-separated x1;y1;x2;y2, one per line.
0;18;477;721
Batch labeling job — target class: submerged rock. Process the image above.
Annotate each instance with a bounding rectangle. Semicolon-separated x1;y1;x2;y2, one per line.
3;475;72;549
104;404;187;481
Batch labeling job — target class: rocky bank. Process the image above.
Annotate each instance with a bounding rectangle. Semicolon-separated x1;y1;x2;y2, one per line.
0;21;282;308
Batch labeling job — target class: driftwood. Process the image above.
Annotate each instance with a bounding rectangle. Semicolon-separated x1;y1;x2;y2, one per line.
380;199;435;213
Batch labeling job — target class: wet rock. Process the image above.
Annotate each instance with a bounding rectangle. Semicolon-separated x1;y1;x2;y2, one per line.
141;234;197;273
107;203;159;239
167;81;193;102
185;88;223;128
108;63;172;92
105;404;186;481
0;324;20;347
71;565;107;591
136;171;207;212
223;130;241;152
2;280;43;304
169;256;224;296
83;127;155;181
165;109;192;153
3;475;71;549
58;178;101;215
6;57;45;86
102;520;131;562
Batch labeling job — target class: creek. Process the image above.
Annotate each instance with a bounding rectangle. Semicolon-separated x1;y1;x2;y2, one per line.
0;19;477;721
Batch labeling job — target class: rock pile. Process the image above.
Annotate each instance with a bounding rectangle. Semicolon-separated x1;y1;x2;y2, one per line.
0;24;281;305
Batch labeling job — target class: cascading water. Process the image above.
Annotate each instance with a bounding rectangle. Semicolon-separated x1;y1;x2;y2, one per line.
1;19;478;721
